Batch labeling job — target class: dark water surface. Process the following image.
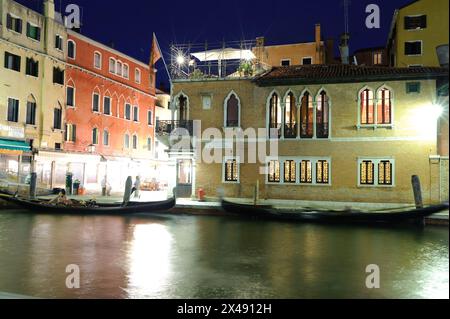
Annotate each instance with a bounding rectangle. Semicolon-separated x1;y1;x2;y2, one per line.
0;210;448;299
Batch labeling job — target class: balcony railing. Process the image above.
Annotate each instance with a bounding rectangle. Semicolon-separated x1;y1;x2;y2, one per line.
156;120;194;136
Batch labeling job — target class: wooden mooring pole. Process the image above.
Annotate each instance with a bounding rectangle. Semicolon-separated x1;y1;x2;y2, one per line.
411;175;424;209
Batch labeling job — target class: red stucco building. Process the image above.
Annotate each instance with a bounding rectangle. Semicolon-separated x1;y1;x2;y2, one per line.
63;30;157;191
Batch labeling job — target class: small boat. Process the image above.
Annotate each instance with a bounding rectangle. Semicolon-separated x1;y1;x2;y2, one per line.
0;193;176;215
221;199;449;225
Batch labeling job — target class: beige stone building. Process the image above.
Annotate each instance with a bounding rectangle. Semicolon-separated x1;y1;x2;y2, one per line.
0;0;66;187
167;64;448;205
253;24;334;68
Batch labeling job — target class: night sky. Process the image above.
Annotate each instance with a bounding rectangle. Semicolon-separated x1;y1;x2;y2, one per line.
17;0;414;87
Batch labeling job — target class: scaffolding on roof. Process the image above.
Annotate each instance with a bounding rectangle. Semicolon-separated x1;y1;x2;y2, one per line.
169;39;269;80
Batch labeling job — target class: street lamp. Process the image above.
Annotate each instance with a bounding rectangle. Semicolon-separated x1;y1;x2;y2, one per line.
176;55;185;66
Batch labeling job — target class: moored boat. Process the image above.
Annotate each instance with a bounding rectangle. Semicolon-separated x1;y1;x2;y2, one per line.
221;199;449;225
0;193;176;215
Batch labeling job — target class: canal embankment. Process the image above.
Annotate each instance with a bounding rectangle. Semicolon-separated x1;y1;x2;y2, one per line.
1;192;448;226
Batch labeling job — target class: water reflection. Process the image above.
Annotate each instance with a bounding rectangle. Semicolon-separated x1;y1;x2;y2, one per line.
125;224;173;298
0;212;447;299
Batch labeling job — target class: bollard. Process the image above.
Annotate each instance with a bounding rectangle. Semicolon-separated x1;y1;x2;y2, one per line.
412;175;423;209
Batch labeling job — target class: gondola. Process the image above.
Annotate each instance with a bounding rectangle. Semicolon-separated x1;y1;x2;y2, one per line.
221;198;449;225
0;193;176;215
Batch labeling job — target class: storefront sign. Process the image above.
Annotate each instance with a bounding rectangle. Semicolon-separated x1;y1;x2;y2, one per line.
0;124;25;139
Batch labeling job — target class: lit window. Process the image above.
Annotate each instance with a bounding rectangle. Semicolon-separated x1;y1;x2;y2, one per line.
316;160;329;184
268;160;280;183
300;160;312;184
224;159;239;182
284;160;296;183
360;161;375;185
378;161;392;185
373;52;382;65
360;89;375;125
377;88;392;124
300;92;314;138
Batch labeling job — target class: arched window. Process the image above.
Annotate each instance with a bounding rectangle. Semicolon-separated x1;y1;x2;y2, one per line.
316;90;329;138
377;88;392;125
269;93;281;138
132;134;138;150
103;129;109;146
26;95;37;126
225;93;239;127
178;95;188;122
360;88;374;125
135;68;141;84
300;91;313;138
109;58;116;73
123;64;129;78
116;61;123;76
94;52;102;69
68;40;76;59
92;128;99;145
124;133;130;149
284;92;297;138
53;103;62;130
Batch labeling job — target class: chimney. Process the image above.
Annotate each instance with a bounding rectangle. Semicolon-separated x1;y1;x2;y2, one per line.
325;38;335;64
339;33;350;64
43;0;55;20
315;24;322;64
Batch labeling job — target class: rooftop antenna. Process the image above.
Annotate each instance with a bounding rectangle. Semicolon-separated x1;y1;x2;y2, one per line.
340;0;351;64
343;0;350;35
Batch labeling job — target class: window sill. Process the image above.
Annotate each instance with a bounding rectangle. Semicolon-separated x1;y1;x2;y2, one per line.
7;29;22;35
357;184;395;188
266;182;332;187
356;124;394;130
66;105;76;109
222;180;240;184
25;125;38;129
27;37;41;43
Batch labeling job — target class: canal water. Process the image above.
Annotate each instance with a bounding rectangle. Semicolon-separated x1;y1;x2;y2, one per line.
0;210;448;299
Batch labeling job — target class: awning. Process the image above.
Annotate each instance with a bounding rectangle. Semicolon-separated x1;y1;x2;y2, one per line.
0;138;30;154
191;48;256;62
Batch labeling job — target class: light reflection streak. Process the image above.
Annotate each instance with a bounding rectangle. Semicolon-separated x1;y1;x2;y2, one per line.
126;224;173;298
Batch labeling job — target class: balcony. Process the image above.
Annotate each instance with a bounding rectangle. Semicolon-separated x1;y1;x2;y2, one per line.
284;123;298;139
316;123;329;139
156;120;194;136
